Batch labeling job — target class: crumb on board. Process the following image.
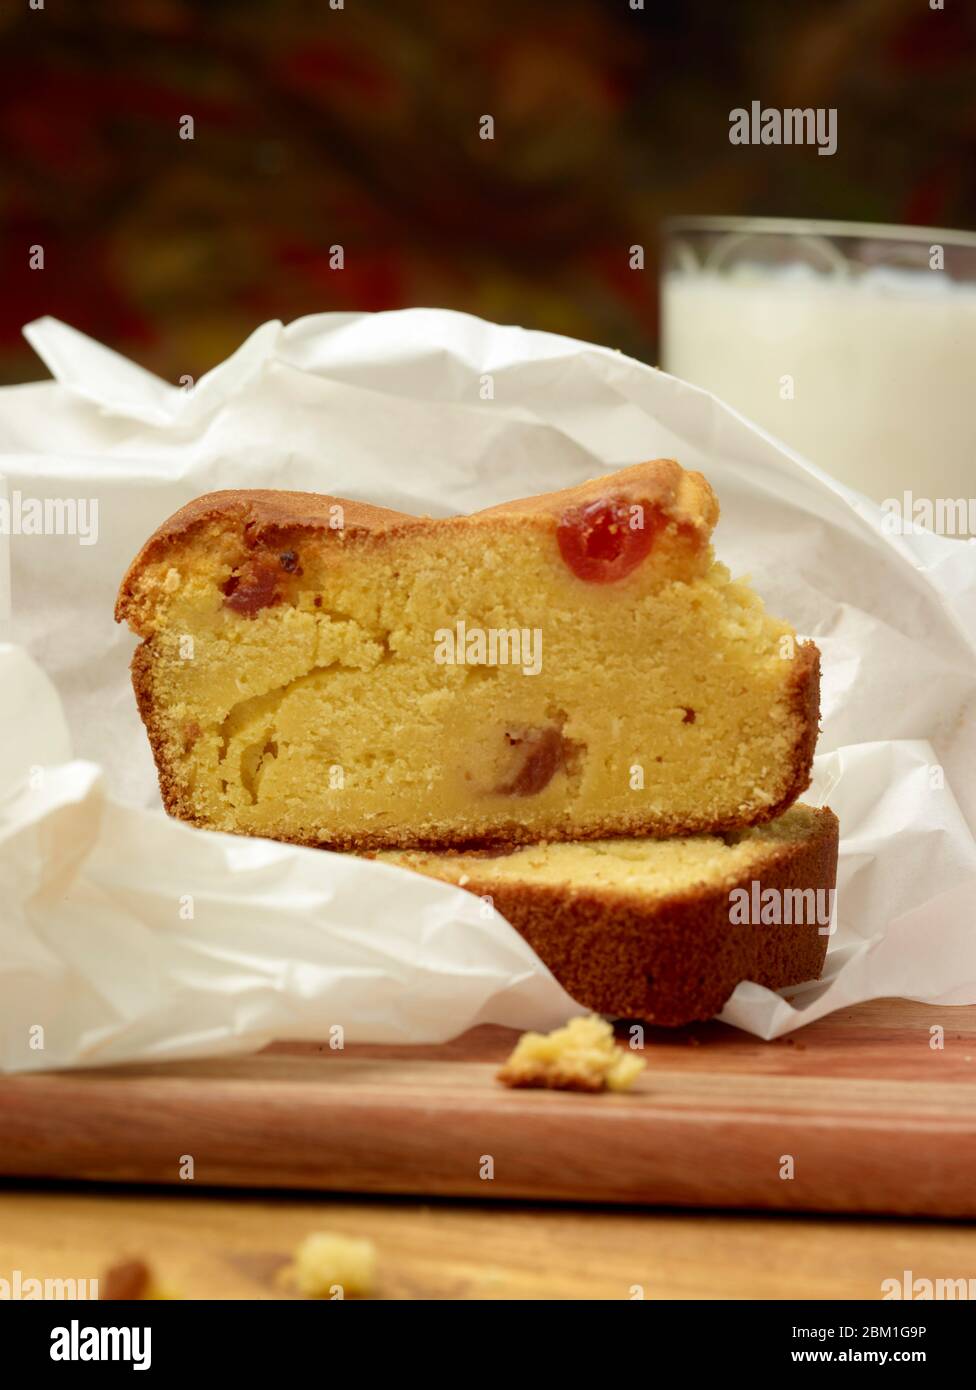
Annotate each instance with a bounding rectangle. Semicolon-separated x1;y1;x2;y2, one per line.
497;1014;646;1093
277;1232;377;1299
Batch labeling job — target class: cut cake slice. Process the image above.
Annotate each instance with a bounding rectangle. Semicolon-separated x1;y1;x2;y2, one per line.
377;804;839;1027
116;460;819;851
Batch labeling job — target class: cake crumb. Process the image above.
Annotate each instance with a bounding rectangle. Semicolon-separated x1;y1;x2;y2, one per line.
277;1232;377;1299
497;1015;645;1093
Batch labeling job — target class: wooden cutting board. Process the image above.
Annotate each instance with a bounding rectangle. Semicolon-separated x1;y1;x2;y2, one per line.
2;998;975;1217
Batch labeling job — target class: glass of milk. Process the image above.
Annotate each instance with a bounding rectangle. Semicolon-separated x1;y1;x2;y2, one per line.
660;216;976;536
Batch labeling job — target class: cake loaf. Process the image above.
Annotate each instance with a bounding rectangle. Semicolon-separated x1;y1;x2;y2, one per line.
378;804;839;1027
116;460;820;850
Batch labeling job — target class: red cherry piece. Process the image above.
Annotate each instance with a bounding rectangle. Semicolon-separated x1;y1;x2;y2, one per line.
556;496;661;583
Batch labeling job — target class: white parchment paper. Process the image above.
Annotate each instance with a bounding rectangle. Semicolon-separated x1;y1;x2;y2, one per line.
1;310;974;1071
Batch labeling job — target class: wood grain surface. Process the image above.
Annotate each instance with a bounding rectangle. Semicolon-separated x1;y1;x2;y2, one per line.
1;998;974;1217
2;1186;976;1301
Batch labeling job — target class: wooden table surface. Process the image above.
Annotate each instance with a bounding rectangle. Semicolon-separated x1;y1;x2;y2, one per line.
3;1185;975;1299
7;1002;976;1218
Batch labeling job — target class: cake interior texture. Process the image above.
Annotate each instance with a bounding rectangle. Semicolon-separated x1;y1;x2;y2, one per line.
116;461;819;850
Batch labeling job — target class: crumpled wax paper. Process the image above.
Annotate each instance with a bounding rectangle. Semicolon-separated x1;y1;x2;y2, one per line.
1;310;974;1071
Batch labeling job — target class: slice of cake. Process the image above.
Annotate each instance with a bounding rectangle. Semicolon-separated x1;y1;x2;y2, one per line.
377;804;839;1026
116;460;820;850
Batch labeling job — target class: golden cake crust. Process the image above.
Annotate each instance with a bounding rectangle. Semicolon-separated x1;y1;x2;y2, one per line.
380;805;839;1027
115;459;718;634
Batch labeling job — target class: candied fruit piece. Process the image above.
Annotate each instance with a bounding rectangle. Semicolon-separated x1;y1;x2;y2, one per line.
222;558;281;616
495;726;565;796
556;496;661;583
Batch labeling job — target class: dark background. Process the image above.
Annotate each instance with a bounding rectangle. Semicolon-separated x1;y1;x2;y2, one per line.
2;0;974;386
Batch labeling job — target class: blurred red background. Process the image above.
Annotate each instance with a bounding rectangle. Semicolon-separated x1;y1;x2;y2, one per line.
1;0;974;385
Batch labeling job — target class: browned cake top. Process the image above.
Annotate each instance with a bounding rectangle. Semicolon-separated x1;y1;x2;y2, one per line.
115;459;718;628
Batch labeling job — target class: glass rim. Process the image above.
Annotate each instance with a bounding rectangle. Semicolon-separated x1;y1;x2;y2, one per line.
661;214;976;249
